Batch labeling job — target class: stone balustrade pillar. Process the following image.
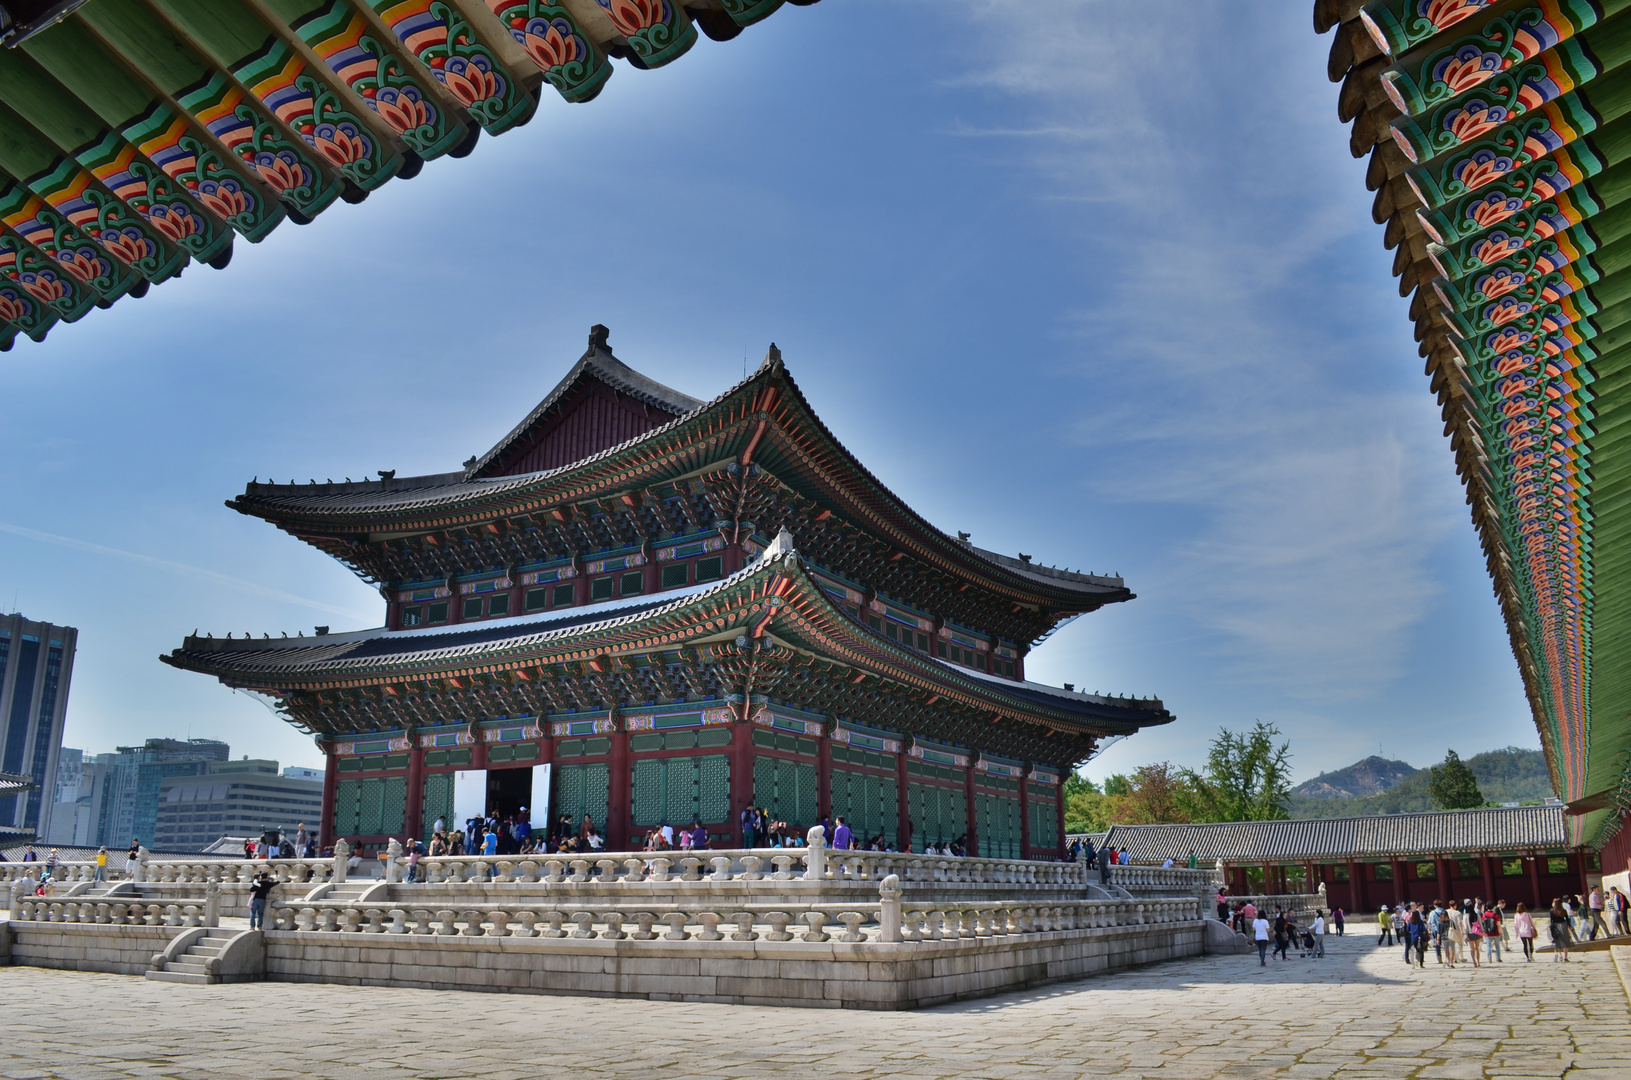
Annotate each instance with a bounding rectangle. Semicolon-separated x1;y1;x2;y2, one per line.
878;873;903;943
803;825;827;881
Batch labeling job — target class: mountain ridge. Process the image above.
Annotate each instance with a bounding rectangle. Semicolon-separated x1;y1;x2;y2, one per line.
1288;747;1552;819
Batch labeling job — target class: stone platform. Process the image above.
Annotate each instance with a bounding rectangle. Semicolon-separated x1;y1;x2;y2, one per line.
2;841;1265;1008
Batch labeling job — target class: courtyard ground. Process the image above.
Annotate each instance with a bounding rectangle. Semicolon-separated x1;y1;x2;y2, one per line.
1;931;1628;1078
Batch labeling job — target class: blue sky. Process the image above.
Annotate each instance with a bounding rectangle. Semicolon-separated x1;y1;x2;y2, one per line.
0;2;1537;782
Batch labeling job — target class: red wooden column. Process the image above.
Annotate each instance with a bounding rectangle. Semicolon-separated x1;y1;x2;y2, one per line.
1528;851;1542;910
1435;856;1450;902
607;717;630;850
1349;859;1364;913
963;764;978;857
1055;794;1067;861
404;737;425;842
1018;767;1032;860
730;717;754;847
1391;859;1404;907
896;752;911;851
816;731;833;824
318;743;339;852
1577;848;1592;896
1481;852;1496;903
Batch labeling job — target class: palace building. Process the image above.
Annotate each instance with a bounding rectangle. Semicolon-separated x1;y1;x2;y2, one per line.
162;327;1171;857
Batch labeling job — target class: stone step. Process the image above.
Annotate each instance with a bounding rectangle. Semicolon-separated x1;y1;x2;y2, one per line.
165;961;211;975
145;970;212;985
191;946;224;957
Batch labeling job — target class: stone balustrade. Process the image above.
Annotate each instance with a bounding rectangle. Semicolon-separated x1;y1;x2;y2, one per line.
1220;891;1326;917
10;898;210;927
1;862;105;884
408;848;1086;887
238;891;1196;944
1;857;335;886
1104;865;1223;893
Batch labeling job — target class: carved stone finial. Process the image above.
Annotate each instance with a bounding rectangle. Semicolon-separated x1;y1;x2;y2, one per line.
763;342;782;369
878;873;902;901
589;323;611;351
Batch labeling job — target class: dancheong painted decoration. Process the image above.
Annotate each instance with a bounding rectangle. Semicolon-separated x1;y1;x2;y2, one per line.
162;327;1173;858
0;0;817;350
1318;0;1631;850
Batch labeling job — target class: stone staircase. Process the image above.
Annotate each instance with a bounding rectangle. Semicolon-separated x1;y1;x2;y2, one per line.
145;927;263;985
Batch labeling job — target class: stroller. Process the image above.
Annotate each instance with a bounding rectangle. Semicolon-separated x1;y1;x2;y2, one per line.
1298;926;1317;957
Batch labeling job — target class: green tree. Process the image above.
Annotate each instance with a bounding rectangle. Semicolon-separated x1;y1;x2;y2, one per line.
1103;773;1132;797
1181;721;1293;822
1063;772;1112;834
1428;750;1485;810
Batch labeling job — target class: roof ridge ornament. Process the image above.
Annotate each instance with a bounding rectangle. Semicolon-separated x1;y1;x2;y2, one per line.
759;525;797;562
760;342;783;371
588;323;611;354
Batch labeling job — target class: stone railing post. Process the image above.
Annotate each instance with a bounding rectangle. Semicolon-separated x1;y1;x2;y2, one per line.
204;884;221;928
332;839;350;884
385;839;402;884
879;873;903;943
802;825;827;881
134;846;150;883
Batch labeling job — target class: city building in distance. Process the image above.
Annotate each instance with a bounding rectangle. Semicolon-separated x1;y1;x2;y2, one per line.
154;758;323;852
83;738;229;848
0;613;76;844
165;328;1173;856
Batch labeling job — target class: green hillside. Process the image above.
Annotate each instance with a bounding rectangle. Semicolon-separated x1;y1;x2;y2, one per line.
1288;747;1552;819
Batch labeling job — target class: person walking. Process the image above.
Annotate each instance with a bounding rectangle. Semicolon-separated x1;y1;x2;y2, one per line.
833;816;853;851
1273;910;1291;962
1444;903;1464;967
1428;902;1445;965
1465;902;1484;967
1408;908;1428;968
1311;909;1326;959
1253;910;1271;967
1589;886;1609;941
1515;902;1536;960
1378;905;1394;946
247;871;275;930
1097;842;1112;886
1333;907;1345;936
1549;899;1573;961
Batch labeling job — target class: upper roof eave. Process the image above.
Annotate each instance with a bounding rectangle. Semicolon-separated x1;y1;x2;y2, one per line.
228;354;1130;609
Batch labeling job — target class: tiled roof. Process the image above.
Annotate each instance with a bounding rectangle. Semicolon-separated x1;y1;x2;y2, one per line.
1099;806;1568;863
0;770;36;795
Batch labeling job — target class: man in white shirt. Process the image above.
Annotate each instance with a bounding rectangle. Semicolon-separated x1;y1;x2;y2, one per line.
1253;914;1272;967
1162;858;1174;868
1311;910;1326;959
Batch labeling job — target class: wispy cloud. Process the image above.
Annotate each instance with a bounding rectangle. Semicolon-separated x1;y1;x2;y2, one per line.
945;0;1461;700
0;522;368;620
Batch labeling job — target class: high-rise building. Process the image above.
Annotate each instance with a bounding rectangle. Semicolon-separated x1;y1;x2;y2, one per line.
88;738;230;847
154;758;324;851
45;746;90;845
0;614;77;842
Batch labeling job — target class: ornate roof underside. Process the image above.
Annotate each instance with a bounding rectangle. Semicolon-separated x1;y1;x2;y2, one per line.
1318;0;1631;848
0;0;816;349
229;343;1134;646
161;547;1173;770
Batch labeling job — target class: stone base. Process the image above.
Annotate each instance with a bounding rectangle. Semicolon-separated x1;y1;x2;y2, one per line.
7;922;185;975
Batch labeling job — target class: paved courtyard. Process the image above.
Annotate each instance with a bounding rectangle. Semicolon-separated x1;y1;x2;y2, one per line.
1;933;1628;1079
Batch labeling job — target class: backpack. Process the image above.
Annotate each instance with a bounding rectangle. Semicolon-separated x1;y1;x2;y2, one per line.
1481;913;1497;935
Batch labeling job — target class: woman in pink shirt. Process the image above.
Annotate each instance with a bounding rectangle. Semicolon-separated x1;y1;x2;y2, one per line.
1514;902;1537;961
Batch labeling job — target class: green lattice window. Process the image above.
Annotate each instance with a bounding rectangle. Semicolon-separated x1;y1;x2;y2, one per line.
976;791;1021;858
908;781;966;851
830;767;897;846
556;762;609;834
333;775;405;838
1028;796;1058;853
335;779;361;837
753;755;819;828
632;755;731;828
421;773;454;841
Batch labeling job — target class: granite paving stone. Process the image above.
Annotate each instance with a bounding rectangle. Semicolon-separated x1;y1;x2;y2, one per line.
2;932;1628;1077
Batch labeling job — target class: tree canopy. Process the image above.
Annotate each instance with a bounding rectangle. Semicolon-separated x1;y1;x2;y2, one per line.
1181;721;1294;822
1427;750;1485;810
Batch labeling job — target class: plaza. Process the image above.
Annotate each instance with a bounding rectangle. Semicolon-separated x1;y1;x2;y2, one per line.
1;935;1628;1079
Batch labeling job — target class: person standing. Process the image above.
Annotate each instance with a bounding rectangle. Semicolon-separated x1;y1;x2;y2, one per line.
833;816;853;851
1465;903;1484;967
247;871;275;930
125;839;141;879
1480;902;1503;963
44;848;60;881
92;847;107;883
1408;908;1428;968
1378;905;1394;946
1216;887;1230;922
1253;911;1271;967
1334;907;1345;937
1311;909;1326;959
1550;899;1573;960
741;805;758;849
1097;842;1112;886
1515;902;1536;960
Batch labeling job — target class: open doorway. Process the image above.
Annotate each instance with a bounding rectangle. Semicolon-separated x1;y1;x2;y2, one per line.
487;767;532;820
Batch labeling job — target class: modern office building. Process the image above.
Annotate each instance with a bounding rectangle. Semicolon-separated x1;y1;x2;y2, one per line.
153;758;324;851
0;613;77;843
87;738;230;847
